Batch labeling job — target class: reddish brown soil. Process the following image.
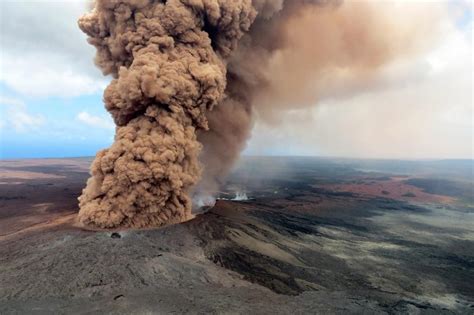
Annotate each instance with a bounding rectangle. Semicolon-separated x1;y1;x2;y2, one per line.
316;177;454;204
0;158;90;238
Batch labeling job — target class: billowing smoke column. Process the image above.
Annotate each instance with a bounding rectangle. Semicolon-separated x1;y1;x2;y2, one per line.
77;0;258;228
78;0;435;229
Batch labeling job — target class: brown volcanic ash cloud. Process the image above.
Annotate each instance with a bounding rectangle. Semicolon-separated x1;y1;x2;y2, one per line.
78;0;436;229
196;0;436;198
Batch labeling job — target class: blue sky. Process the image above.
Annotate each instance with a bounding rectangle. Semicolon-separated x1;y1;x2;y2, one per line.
0;82;113;158
0;0;472;159
0;1;113;158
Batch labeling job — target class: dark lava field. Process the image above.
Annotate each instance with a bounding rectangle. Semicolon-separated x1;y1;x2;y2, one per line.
0;157;473;314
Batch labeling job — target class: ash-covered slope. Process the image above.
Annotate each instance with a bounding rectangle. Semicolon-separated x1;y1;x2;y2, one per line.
0;202;379;314
1;200;473;314
1;157;473;314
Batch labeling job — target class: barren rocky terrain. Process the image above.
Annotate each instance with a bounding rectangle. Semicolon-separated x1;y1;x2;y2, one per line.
0;157;473;314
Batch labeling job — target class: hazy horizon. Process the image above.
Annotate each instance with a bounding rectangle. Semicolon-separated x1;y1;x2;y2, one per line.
1;152;473;162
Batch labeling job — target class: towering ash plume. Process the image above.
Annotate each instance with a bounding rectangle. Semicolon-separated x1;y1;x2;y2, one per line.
78;0;435;228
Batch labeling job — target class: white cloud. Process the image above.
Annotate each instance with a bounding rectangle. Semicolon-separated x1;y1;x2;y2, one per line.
0;1;108;97
0;96;23;107
0;96;45;132
247;15;473;159
1;53;108;97
77;111;114;130
10;110;45;132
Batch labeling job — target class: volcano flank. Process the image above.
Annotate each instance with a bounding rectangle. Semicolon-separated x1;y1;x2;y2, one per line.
1;157;473;314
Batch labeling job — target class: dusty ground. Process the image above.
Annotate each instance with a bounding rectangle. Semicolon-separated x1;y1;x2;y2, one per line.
316;176;455;204
0;157;473;314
